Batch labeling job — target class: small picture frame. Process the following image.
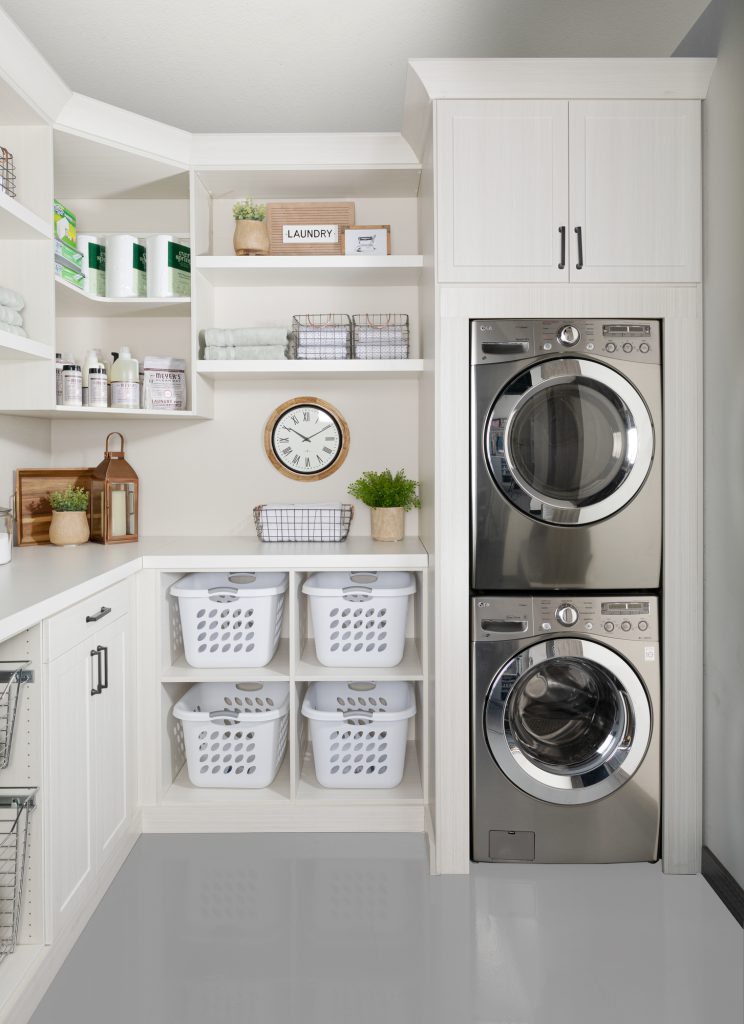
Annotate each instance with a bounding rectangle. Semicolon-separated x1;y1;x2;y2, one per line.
342;225;391;256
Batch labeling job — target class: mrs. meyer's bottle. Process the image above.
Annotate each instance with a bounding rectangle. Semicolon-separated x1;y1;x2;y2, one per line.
110;346;140;409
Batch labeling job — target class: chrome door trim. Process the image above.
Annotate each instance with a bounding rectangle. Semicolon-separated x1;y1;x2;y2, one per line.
485;358;654;526
484;638;652;805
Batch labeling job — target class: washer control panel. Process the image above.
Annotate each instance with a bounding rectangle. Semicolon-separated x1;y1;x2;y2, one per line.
473;595;658;642
471;319;661;366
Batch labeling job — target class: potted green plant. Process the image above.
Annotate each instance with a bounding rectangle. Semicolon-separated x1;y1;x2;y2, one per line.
348;469;421;542
232;198;269;256
48;485;90;546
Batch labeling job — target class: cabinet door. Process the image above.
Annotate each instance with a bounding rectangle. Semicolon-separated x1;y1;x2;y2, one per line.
569;100;701;282
46;642;95;938
437;99;569;283
92;615;131;864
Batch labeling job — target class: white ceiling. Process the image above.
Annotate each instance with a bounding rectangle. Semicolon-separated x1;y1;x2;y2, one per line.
1;0;710;133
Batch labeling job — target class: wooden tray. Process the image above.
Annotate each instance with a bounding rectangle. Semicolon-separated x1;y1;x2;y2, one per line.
266;201;356;256
15;468;94;546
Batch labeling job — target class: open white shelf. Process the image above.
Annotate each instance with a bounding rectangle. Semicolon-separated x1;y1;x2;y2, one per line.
49;406;204;421
0;329;53;361
55;279;191;318
197;358;424;380
296;742;423;805
161;639;291;683
0;190;51;241
164;759;292;805
296;638;424;682
194;255;423;287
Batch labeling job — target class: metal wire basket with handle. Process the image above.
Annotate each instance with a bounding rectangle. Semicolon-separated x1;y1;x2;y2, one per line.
0;663;31;770
254;504;353;542
0;789;36;961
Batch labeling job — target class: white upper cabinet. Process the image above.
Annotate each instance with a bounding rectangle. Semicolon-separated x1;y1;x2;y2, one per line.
437;100;569;283
568;100;701;283
436;98;701;284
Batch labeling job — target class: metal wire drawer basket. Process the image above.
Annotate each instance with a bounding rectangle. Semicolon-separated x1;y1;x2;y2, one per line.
0;664;31;770
290;314;352;360
352;314;409;359
254;504;354;542
0;789;36;961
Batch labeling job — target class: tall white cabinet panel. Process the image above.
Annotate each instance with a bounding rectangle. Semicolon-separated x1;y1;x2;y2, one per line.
93;617;130;863
569;100;701;282
437;99;569;283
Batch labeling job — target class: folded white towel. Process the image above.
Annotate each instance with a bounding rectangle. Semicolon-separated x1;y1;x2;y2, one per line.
295;330;350;341
0;324;27;338
203;345;287;360
355;327;407;343
0;286;24;312
202;327;290;347
0;306;23;327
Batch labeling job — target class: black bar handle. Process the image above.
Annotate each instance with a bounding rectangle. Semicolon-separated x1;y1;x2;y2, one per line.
86;606;111;624
90;649;102;696
558;226;566;269
575;226;584;270
97;645;109;690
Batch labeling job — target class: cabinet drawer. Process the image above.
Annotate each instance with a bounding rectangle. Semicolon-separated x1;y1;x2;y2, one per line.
44;578;131;661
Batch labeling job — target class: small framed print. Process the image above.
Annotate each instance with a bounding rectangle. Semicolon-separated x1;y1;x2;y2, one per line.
342;225;391;256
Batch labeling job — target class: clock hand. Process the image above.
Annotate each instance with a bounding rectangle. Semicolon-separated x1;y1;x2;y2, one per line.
305;423;336;441
287;427;312;442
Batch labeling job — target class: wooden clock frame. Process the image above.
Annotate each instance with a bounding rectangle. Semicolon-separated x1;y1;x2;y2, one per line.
264;395;350;481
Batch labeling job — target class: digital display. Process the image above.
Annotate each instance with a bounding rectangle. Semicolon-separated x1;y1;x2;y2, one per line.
601;601;650;616
603;324;651;336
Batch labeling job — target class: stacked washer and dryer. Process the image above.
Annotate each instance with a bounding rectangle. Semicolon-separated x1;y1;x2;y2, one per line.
470;319;662;863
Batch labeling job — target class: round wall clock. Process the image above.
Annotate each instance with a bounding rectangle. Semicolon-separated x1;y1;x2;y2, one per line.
264;396;350;481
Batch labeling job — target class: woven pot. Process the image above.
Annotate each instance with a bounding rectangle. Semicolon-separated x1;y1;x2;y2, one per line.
370;507;405;543
49;510;90;547
233;219;270;256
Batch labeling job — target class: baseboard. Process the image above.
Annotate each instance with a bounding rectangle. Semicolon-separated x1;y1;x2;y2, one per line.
701;846;744;927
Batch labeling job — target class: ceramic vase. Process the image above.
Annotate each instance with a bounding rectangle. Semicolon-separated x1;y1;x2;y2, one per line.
49;510;90;546
233;219;270;256
370;507;405;542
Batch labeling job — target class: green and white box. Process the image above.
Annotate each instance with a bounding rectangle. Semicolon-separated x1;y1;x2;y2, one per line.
53;201;77;248
78;234;106;297
146;235;191;297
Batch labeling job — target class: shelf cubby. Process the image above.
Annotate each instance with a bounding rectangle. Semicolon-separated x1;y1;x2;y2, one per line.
54;280;190;318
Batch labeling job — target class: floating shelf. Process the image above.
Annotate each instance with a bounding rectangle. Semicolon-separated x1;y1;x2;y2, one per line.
296;742;423;805
54;279;191;317
161;640;291;683
197;358;424;380
48;406;204;421
296;638;424;682
0;190;51;241
194;255;423;287
0;329;53;361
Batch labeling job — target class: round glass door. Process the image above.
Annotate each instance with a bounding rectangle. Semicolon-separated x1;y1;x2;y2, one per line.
484;638;652;805
485;359;654;525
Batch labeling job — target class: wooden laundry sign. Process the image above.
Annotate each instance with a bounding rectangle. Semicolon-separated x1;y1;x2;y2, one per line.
267;201;355;255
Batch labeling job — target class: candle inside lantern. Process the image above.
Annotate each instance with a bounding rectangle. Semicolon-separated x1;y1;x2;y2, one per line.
110;489;127;537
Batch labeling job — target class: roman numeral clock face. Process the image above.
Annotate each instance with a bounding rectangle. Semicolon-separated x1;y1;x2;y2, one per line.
265;397;350;480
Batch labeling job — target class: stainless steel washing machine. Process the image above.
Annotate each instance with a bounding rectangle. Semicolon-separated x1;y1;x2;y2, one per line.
471;319;662;591
471;595;660;863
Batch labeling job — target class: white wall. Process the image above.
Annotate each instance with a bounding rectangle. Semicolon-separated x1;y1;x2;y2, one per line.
701;0;744;886
0;414;52;508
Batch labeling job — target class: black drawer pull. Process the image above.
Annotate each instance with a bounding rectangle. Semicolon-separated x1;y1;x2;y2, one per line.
575;226;584;270
558;225;566;269
90;649;103;696
86;606;111;624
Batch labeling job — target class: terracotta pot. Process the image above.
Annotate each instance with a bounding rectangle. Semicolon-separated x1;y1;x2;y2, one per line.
233;219;270;256
49;510;90;547
370;506;405;542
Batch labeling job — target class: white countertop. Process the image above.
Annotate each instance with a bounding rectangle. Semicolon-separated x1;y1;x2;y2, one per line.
0;536;429;644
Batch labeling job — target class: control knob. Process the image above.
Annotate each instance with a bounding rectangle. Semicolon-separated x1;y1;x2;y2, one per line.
555;603;579;627
557;324;581;347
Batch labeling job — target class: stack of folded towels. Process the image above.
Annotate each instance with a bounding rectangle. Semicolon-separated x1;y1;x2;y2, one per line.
353;323;408;360
0;285;26;338
293;324;351;360
201;327;290;360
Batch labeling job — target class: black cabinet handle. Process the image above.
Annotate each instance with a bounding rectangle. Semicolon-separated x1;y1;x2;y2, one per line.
575;226;584;270
558;226;566;269
98;645;109;690
90;649;103;696
86;606;111;624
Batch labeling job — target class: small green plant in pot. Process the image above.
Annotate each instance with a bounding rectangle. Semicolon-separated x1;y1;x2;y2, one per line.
232;197;269;256
348;469;421;542
48;485;90;547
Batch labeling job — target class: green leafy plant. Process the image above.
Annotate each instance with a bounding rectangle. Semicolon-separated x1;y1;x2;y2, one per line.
48;485;89;512
347;469;421;511
232;198;266;221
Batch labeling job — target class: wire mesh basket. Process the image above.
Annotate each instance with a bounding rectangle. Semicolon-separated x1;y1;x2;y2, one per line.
0;664;30;770
0;148;16;200
352;314;409;360
290;314;352;360
0;789;36;961
254;504;354;542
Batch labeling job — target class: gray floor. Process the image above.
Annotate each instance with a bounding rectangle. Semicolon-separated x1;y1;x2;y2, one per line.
31;835;744;1024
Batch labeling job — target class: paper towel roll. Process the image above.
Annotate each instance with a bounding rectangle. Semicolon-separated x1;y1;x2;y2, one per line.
146;235;191;297
106;234;146;298
78;234;106;297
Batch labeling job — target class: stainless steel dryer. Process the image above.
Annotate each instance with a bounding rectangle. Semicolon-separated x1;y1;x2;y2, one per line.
471;595;660;863
471;318;662;591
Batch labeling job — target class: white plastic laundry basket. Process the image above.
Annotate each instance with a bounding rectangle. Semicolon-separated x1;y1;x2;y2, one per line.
302;681;415;788
171;572;287;668
302;571;415;667
174;681;289;788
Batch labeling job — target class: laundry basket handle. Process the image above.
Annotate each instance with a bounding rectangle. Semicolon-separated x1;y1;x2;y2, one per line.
341;710;374;722
209;709;242;722
207;587;239;602
342;586;373;602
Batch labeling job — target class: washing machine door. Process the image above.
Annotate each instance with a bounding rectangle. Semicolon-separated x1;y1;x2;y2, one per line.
485;358;654;525
484;638;652;805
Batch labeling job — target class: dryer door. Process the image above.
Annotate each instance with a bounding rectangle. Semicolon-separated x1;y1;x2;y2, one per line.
484;638;652;805
485;358;654;525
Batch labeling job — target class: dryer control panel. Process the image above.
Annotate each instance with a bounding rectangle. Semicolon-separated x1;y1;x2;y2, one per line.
471;319;661;366
473;595;659;642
